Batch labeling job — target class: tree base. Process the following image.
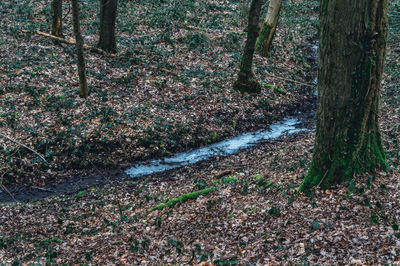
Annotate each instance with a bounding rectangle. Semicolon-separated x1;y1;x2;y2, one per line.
98;41;117;54
299;130;388;194
256;47;270;58
233;73;261;93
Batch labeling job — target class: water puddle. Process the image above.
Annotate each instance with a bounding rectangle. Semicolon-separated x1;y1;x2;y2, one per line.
126;118;306;178
312;43;318;54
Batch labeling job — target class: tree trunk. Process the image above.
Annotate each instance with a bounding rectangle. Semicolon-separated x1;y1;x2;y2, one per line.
98;0;118;53
255;0;282;57
51;0;63;37
233;0;264;94
71;0;89;98
299;0;388;192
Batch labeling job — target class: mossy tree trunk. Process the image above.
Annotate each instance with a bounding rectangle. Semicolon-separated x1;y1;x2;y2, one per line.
51;0;63;37
71;0;89;98
233;0;264;94
98;0;118;53
255;0;282;57
299;0;388;192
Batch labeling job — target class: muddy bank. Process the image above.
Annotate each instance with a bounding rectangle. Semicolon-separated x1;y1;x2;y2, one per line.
0;169;127;204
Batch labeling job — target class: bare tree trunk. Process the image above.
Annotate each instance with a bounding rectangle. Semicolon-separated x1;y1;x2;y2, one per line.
71;0;89;98
300;0;388;192
233;0;264;94
255;0;282;57
98;0;118;53
51;0;63;37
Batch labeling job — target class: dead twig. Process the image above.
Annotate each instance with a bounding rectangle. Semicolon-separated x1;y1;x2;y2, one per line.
90;161;110;181
22;29;117;58
0;171;19;203
265;73;315;87
37;30;116;57
90;161;126;222
0;182;19;203
21;30;182;76
31;186;55;193
317;169;329;187
184;24;245;36
0;132;47;163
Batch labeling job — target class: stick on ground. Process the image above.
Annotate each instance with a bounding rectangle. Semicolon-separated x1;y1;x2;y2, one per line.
23;30;117;58
0;132;47;163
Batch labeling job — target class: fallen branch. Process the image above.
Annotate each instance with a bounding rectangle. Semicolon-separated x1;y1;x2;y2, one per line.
265;73;315;87
0;132;47;163
149;187;216;213
0;171;19;203
22;30;183;76
90;161;110;181
0;182;19;203
39;30;116;57
184;24;245;36
23;29;117;58
215;170;234;179
31;186;55;193
262;83;287;95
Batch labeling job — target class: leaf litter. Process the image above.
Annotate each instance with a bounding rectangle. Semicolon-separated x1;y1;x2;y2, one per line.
0;0;399;264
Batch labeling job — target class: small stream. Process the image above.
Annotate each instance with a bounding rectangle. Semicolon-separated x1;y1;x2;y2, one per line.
125;117;307;178
0;117;311;203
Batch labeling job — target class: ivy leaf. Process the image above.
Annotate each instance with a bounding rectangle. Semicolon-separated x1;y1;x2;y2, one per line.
312;221;320;230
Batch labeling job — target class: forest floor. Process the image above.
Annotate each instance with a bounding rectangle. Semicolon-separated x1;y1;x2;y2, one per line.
0;0;400;264
0;0;319;187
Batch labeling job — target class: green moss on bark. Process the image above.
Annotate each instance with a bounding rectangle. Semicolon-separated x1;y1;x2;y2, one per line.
256;22;273;57
356;129;387;173
300;126;387;194
149;187;216;212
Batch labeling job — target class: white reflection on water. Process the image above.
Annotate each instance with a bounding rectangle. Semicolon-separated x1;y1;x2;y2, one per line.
125;118;305;178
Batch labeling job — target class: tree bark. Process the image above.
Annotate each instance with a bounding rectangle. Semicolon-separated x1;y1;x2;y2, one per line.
51;0;63;37
300;0;388;192
233;0;264;94
255;0;282;57
71;0;89;98
98;0;118;53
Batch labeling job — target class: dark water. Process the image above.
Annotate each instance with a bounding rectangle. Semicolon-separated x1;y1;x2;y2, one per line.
125;117;307;178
